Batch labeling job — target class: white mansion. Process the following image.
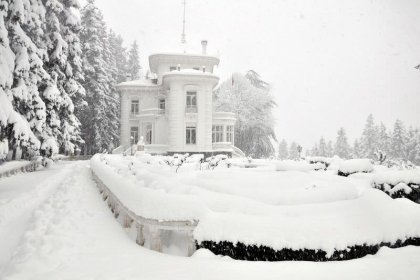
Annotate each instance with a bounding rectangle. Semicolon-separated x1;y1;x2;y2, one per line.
116;41;244;157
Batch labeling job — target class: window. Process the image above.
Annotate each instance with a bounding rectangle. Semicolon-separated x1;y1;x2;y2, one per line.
144;123;152;144
130;127;139;144
186;91;197;108
212;125;223;143
193;67;200;71
169;66;177;71
159;98;165;110
131;100;139;114
186;127;196;144
226;125;233;143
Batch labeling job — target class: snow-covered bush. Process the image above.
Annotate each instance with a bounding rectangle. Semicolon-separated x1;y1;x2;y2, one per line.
206;154;229;170
305;156;333;170
337;159;373;177
372;171;420;203
276;160;323;172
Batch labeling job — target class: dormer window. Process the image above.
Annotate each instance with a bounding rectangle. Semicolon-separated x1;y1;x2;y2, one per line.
169;66;177;71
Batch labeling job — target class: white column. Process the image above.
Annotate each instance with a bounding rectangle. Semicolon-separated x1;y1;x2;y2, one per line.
120;93;131;149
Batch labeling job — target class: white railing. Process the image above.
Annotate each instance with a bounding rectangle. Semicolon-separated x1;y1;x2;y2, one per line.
212;142;234;151
144;144;168;154
112;146;124;154
91;169;197;256
0;161;41;179
185;106;197;113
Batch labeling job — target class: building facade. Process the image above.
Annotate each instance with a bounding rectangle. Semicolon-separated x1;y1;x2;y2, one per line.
117;41;243;156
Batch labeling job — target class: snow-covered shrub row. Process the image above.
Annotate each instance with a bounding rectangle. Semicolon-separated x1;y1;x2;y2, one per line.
197;237;420;262
337;159;374;177
194;190;420;260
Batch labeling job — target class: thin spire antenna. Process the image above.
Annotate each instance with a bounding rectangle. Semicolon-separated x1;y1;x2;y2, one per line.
181;0;186;45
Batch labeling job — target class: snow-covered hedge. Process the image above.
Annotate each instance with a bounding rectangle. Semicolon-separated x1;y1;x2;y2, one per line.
371;171;420;203
197;238;420;261
194;190;420;261
337;159;373;177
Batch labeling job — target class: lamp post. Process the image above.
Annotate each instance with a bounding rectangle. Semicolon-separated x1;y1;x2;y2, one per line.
130;136;134;156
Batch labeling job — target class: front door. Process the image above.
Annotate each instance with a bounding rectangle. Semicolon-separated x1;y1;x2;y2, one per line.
143;123;152;144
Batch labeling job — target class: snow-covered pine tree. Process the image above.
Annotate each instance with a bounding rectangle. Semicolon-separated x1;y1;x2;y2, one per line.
289;141;298;160
0;1;39;156
61;0;86;143
214;71;277;158
360;114;378;159
278;139;288;159
318;137;328;157
352;139;362;159
43;0;74;155
406;128;420;165
101;24;119;151
109;29;127;83
127;40;140;80
376;122;390;156
390;119;407;160
326;140;334;157
310;142;319;156
334;127;351;159
80;0;118;154
8;0;53;158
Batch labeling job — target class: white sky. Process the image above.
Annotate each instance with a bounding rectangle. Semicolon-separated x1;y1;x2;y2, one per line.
95;0;420;149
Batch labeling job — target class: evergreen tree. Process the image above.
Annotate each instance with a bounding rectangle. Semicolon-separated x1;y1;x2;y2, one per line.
0;0;39;154
352;139;362;158
109;30;127;83
80;0;114;154
127;40;140;80
8;0;51;158
278;139;288;159
318;137;328;157
289;141;298;160
334;127;351;159
406;127;419;164
326;140;334;157
377;122;390;156
214;71;277;158
390;119;407;160
360;114;378;159
310;142;319;156
59;0;85;153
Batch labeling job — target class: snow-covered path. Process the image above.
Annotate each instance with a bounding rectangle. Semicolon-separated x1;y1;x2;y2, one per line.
0;161;419;280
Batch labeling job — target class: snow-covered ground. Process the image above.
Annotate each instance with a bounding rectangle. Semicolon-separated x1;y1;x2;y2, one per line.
0;160;420;279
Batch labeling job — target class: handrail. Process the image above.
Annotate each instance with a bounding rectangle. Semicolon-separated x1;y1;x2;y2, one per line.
0;161;40;179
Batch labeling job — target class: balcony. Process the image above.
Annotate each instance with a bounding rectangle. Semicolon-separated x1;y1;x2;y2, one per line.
185;105;197;114
130;108;165;119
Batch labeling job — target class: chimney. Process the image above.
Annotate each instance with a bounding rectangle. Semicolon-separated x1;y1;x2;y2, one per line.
201;40;208;55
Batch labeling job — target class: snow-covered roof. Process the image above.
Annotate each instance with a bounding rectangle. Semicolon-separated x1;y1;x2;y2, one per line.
149;53;219;73
116;79;160;89
161;69;219;85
